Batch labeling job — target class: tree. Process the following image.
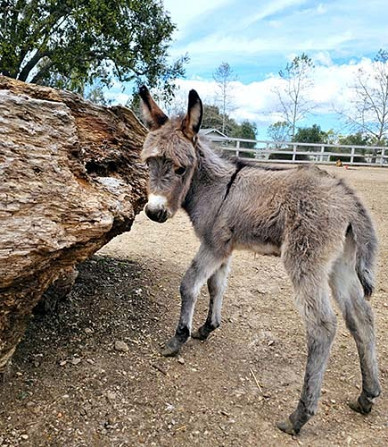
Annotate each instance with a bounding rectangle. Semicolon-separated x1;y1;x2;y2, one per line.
267;121;291;146
347;49;388;146
202;104;225;131
231;120;257;150
213;62;236;134
201;103;239;136
338;133;371;146
293;124;327;145
86;83;113;106
0;0;187;97
274;53;315;138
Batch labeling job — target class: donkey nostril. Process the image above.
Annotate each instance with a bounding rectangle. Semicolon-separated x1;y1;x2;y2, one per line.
156;208;168;222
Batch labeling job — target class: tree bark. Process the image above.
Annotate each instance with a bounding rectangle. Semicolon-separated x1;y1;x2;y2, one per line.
0;76;148;371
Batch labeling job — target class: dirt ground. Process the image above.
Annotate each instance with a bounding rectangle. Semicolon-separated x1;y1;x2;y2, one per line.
1;165;388;447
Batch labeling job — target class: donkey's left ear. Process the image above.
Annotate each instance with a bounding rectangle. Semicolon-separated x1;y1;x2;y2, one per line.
182;89;203;140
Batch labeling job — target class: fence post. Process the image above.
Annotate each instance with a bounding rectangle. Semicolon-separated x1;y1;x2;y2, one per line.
264;142;269;160
292;144;297;161
236;140;240;158
320;145;325;162
350;146;355;164
381;148;385;165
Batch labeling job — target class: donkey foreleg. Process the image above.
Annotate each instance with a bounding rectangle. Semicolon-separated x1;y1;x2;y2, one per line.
278;283;337;435
192;258;231;340
162;244;225;357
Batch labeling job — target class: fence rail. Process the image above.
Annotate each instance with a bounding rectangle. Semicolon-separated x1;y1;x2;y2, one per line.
206;136;388;167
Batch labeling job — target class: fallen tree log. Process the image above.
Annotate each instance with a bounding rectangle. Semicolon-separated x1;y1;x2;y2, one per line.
0;76;148;371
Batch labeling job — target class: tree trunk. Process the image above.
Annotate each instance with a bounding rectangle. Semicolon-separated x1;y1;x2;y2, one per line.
0;76;148;371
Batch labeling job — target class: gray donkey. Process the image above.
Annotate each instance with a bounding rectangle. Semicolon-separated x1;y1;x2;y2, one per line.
139;86;381;435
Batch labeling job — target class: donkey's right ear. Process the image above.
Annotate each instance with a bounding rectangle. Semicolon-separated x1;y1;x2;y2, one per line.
139;86;169;130
181;89;203;140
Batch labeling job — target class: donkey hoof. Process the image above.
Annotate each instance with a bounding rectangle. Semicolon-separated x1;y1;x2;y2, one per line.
277;418;298;436
348;396;373;415
161;337;182;357
191;327;209;340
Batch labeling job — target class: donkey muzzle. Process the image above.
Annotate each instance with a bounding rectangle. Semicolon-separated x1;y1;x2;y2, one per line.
145;194;169;223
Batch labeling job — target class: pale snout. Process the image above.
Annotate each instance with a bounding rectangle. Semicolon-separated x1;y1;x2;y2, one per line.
145;194;170;223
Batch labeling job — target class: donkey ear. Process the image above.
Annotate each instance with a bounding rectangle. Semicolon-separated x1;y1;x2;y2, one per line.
139;85;168;130
182;89;203;140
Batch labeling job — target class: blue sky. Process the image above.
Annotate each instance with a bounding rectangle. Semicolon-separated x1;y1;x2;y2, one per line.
110;0;388;139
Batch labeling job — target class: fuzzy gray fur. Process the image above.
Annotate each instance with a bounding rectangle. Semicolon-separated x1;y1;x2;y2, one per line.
140;87;380;435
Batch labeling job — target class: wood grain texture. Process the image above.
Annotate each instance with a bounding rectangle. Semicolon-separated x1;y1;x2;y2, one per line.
0;76;148;369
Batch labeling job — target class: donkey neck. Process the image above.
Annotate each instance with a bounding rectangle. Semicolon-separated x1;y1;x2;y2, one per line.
182;139;235;225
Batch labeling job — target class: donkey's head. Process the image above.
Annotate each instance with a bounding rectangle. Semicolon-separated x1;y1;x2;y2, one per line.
139;86;203;223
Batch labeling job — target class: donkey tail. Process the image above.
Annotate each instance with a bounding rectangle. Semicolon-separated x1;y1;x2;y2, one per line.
349;199;378;299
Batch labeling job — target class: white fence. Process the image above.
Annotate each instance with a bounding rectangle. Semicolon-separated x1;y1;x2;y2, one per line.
207;136;388;167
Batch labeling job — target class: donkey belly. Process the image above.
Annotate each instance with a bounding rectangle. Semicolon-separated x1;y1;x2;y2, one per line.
234;241;281;256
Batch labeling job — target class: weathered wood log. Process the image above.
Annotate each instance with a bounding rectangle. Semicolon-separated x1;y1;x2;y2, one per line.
0;76;148;370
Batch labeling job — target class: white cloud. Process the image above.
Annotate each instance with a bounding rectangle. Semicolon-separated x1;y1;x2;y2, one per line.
148;58;383;137
102;0;388;139
165;0;388;75
105;58;385;139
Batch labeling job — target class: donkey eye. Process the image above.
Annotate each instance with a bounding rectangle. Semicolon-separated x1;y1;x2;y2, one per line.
174;166;186;176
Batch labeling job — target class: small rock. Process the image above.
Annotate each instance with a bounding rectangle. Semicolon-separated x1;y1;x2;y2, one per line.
114;340;129;353
84;328;93;334
71;358;81;366
21;434;29;440
59;360;67;366
106;391;116;401
177;357;185;365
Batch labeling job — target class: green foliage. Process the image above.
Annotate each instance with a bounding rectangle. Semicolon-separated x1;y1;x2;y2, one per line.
269;123;324;161
202;104;256;139
231;120;257;148
292;124;327;145
202;104;225;131
0;0;187;97
201;104;236;136
338;133;371;146
86;84;112;106
268;152;310;161
201;103;256;157
267;121;291;144
230;120;257;157
279;53;314;80
328;132;370;163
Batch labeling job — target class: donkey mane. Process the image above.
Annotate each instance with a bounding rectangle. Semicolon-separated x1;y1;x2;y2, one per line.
196;138;234;179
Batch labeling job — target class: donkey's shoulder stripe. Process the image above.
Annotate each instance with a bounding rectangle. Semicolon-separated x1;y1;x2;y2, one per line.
224;162;245;201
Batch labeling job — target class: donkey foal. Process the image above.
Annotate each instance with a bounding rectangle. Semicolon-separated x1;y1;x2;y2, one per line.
139;86;381;435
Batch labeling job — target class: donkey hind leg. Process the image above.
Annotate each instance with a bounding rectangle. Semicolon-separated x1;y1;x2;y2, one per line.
278;278;337;435
162;244;225;357
330;238;381;414
192;258;231;340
